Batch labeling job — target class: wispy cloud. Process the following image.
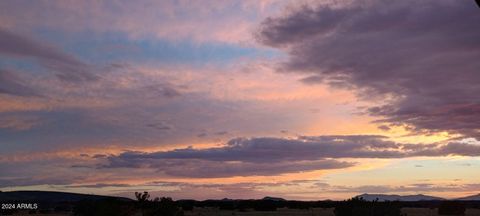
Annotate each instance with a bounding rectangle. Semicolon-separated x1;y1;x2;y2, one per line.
0;114;42;131
0;0;288;44
0;69;39;97
0;28;97;82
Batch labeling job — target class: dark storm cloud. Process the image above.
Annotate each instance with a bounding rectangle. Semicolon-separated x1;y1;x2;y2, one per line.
102;135;480;177
0;69;38;97
258;0;480;138
0;28;97;82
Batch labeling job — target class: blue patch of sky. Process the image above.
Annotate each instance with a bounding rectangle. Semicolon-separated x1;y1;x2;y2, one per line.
0;109;132;153
32;29;282;67
0;56;49;76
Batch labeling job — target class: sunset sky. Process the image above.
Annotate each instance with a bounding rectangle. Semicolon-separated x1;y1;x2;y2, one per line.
1;0;480;200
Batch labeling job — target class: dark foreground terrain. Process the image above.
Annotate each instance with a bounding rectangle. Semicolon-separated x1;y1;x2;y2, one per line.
1;191;480;216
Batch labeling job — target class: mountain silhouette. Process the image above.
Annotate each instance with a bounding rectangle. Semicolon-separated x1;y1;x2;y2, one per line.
0;190;131;202
357;193;444;201
262;196;286;201
457;193;480;201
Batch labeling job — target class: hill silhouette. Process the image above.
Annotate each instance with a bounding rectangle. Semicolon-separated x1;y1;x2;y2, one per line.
0;190;131;202
356;193;444;201
457;193;480;201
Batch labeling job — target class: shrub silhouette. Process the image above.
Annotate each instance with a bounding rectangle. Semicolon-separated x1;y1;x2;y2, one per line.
334;197;403;216
438;201;466;215
73;198;134;216
146;197;183;216
133;192;183;216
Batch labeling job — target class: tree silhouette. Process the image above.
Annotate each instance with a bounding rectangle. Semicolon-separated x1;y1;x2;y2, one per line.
135;191;151;202
134;192;183;216
135;191;150;216
147;197;183;216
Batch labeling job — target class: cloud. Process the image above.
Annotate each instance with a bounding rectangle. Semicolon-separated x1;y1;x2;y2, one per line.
258;0;480;138
0;28;97;82
325;183;480;194
0;69;39;97
0;0;288;44
146;122;173;131
0;115;41;131
377;125;390;131
215;131;229;136
66;183;132;188
0;177;80;187
102;135;480;177
141;85;182;98
163;159;352;178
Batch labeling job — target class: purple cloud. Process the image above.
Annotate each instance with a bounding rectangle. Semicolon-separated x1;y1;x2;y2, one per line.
0;28;97;82
0;69;38;97
258;0;480;138
101;135;480;177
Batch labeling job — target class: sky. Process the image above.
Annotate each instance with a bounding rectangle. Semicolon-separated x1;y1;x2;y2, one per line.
1;0;480;200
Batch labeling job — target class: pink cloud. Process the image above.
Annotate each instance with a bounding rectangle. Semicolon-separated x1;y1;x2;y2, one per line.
0;0;290;44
